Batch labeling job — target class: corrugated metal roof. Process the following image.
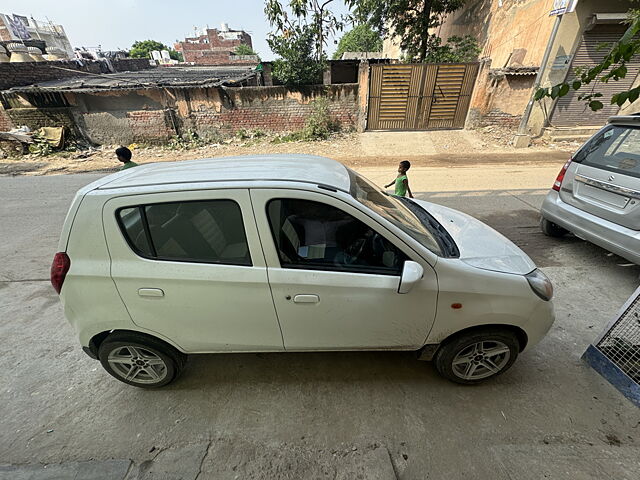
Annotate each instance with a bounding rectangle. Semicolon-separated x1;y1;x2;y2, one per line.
4;66;258;93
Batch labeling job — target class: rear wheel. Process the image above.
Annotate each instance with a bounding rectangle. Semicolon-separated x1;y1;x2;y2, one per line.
434;329;519;384
540;217;568;237
98;332;186;388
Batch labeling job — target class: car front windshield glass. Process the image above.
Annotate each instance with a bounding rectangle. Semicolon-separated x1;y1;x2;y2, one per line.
349;170;443;255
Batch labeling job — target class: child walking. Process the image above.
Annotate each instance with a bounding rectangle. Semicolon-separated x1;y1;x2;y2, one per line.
385;160;413;198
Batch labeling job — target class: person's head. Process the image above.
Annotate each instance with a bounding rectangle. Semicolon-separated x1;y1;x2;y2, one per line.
398;160;411;174
115;146;132;163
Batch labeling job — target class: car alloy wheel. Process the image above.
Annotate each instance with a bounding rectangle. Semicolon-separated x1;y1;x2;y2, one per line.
450;340;511;381
107;345;168;385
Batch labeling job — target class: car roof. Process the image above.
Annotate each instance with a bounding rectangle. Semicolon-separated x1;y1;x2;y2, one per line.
608;115;640;127
97;154;352;192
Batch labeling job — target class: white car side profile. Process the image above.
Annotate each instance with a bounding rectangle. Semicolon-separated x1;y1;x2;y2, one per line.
52;155;555;388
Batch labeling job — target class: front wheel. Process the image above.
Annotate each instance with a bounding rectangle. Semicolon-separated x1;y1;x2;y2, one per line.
98;332;186;388
434;329;519;384
540;217;568;237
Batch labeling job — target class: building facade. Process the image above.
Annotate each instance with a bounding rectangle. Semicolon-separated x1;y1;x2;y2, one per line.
174;24;257;65
0;13;73;59
433;0;639;136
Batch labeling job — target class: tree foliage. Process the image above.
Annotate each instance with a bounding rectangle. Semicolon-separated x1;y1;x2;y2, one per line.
421;35;480;63
234;44;259;57
332;24;383;59
536;9;640;111
268;25;325;85
345;0;467;62
129;39;182;62
265;0;343;60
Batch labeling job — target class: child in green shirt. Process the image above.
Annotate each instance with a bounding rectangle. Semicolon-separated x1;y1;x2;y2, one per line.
385;160;413;198
116;146;138;170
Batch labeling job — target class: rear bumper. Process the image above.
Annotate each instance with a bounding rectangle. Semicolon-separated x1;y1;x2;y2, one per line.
541;190;640;264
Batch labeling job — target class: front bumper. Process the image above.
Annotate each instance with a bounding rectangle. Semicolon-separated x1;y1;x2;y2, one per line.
540;190;640;265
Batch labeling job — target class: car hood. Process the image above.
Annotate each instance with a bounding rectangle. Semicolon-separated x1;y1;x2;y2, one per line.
413;200;536;275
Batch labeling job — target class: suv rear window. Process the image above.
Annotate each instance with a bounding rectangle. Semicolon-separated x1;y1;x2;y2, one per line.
117;200;251;266
575;125;640;179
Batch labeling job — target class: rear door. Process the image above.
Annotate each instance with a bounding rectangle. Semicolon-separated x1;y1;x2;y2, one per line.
560;124;640;230
103;189;284;352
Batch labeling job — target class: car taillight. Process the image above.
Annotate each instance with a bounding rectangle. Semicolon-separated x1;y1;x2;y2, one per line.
552;160;572;192
51;252;70;294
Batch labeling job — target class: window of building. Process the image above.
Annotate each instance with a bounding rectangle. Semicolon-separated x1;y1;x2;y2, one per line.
267;199;407;275
118;199;251;266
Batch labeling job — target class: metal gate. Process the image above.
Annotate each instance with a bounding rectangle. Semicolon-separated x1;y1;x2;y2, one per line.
552;24;640;126
367;63;479;131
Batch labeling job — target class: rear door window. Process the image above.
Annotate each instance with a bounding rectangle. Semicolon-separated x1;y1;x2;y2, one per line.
575;125;640;178
117;200;251;266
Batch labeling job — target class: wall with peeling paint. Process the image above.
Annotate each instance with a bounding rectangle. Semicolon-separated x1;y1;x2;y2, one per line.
3;84;359;145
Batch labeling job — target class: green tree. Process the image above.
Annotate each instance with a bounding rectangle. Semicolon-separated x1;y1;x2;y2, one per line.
423;35;480;63
265;0;343;60
234;44;259;56
268;25;325;85
346;0;467;62
332;24;382;59
130;40;183;62
536;9;640;111
129;40;166;58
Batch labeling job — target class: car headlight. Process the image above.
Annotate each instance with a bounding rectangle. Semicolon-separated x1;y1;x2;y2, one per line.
526;269;554;301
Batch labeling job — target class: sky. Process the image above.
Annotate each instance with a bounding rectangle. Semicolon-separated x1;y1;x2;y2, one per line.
1;0;352;60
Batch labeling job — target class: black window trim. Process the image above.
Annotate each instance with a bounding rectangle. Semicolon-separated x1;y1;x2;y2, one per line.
115;199;253;267
265;197;409;277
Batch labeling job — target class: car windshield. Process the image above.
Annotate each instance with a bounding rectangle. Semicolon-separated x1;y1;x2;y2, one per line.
349;170;444;256
574;125;640;179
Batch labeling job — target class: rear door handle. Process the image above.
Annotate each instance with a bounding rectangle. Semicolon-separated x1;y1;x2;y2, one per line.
293;294;319;304
138;288;164;297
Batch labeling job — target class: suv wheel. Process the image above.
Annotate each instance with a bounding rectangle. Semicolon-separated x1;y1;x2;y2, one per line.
540;217;568;237
98;332;186;388
434;329;519;384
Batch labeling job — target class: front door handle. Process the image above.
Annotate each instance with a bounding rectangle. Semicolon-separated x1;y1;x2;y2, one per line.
293;294;319;304
138;288;164;297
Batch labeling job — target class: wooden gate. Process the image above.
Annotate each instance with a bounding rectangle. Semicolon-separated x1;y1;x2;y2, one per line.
367;63;479;131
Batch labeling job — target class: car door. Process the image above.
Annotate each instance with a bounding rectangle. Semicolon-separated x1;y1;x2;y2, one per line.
561;124;640;230
103;189;284;352
250;189;438;351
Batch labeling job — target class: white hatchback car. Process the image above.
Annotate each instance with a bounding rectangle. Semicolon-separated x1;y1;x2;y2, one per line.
52;155;555;388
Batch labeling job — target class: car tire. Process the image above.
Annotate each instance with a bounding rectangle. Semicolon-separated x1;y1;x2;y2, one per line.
540;217;568;237
98;332;186;388
434;329;519;385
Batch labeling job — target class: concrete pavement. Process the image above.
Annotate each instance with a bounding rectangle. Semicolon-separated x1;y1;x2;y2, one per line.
1;169;639;479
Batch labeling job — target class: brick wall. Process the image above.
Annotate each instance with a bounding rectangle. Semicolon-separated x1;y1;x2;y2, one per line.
183;84;359;136
3;84;359;145
175;28;254;65
5;107;80;138
128;110;175;143
0;58;153;90
0;105;14;131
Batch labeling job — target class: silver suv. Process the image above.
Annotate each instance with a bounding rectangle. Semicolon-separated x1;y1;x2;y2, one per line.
540;116;640;263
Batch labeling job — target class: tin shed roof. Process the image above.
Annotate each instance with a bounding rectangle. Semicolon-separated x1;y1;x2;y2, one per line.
4;66;258;93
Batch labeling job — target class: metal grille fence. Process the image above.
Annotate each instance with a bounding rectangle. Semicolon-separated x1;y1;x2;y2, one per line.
596;292;640;384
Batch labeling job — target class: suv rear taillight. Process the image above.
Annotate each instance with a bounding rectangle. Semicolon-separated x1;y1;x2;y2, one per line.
552;160;572;192
51;252;70;294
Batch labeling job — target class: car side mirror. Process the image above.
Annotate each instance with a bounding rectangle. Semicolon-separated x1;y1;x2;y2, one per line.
398;261;424;294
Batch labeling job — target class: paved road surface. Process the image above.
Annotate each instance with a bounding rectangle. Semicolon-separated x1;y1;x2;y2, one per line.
1;171;639;479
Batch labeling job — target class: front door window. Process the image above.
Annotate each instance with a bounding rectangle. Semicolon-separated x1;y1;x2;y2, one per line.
266;198;407;275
